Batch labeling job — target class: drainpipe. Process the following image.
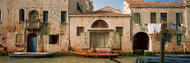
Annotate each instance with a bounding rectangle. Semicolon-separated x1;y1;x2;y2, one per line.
24;20;27;52
68;0;71;51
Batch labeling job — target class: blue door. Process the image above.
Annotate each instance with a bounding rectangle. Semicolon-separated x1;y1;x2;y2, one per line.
27;34;37;52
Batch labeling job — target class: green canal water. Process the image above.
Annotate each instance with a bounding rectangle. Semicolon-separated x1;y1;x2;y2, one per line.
0;56;137;63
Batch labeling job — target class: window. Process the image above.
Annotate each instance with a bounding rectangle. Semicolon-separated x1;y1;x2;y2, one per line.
116;27;123;36
77;27;84;36
0;33;1;44
161;13;167;29
43;11;48;23
0;10;1;22
77;2;83;13
29;10;39;21
91;20;109;28
61;11;66;23
19;9;25;22
161;13;167;22
150;12;156;23
49;35;59;44
176;13;182;26
134;13;140;23
176;34;182;46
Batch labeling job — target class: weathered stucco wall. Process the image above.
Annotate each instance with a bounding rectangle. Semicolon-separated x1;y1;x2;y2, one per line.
130;7;188;53
69;15;131;52
0;0;90;52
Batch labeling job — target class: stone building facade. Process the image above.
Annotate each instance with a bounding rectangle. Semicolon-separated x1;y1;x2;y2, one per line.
123;0;190;53
69;6;131;52
0;0;190;54
0;0;93;52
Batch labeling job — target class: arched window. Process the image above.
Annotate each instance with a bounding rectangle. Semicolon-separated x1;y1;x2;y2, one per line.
91;20;109;28
29;10;39;21
19;9;25;22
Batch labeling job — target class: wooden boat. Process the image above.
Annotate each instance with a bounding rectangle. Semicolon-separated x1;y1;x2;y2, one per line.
70;51;118;58
9;52;56;58
136;56;190;63
156;54;190;58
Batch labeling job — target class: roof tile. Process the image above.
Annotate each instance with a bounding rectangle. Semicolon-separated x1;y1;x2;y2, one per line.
126;1;184;7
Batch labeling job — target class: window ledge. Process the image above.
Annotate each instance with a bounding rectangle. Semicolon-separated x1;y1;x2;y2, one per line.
60;22;68;25
18;21;24;24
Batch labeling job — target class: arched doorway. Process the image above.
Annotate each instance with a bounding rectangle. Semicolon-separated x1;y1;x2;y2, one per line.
29;10;39;21
90;20;109;47
133;32;149;54
27;34;37;52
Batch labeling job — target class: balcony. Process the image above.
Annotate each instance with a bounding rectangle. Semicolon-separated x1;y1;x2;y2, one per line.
25;20;42;30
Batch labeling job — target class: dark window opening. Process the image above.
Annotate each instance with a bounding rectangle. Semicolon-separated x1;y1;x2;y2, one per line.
150;12;156;23
116;27;123;36
77;27;84;36
49;35;59;44
134;13;140;23
176;13;182;26
43;11;48;23
176;34;182;46
161;13;167;22
61;11;66;23
29;10;39;21
91;20;109;28
0;33;1;44
161;13;167;29
77;2;83;13
19;9;25;22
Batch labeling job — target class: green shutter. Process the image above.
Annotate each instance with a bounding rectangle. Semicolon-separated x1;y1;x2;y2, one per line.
19;9;24;21
61;11;66;23
43;11;48;23
134;13;137;23
138;13;140;23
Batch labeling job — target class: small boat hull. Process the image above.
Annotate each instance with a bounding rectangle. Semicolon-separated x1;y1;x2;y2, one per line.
70;51;118;58
9;52;56;58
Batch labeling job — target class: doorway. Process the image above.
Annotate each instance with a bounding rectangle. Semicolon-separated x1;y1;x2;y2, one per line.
27;34;37;52
133;32;149;54
90;32;109;47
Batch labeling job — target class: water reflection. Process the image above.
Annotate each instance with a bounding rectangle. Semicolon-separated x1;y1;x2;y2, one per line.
0;56;137;63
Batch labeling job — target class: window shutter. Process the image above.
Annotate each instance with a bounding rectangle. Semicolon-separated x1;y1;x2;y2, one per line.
80;32;90;49
61;12;66;23
110;32;121;49
138;13;140;23
43;11;48;23
115;32;121;49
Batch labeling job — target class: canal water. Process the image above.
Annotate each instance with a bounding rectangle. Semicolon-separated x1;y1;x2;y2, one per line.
0;56;137;63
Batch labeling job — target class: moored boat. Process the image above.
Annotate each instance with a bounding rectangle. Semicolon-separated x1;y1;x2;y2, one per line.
70;51;118;58
136;56;190;63
156;54;190;58
9;52;56;58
